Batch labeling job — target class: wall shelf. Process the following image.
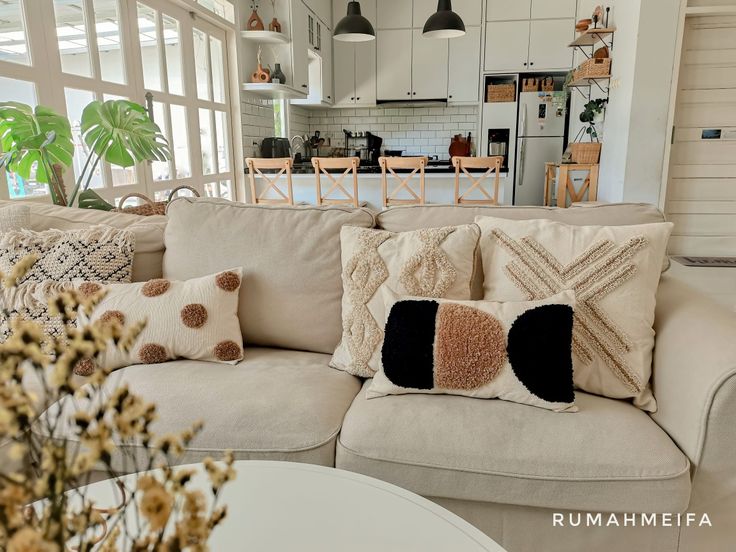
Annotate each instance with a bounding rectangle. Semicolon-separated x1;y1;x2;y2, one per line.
242;83;307;100
240;30;289;44
568;28;616;47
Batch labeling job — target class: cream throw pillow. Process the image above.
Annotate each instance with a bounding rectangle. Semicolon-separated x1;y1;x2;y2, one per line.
76;269;244;373
368;288;577;412
0;204;31;233
475;216;673;411
330;224;480;377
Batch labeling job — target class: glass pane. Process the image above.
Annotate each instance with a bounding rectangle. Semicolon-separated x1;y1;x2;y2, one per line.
137;3;161;91
64;88;103;190
170;104;190;178
214;110;229;173
219;180;232;200
54;0;91;76
155;187;195;202
193;28;210;101
199;108;214;175
162;15;183;95
151;102;172;181
94;0;125;84
197;0;234;22
0;1;29;65
1;77;42;198
204;182;217;197
209;36;225;103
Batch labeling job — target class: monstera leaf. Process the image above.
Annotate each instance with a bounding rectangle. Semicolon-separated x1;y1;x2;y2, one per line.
0;102;74;187
81;100;170;167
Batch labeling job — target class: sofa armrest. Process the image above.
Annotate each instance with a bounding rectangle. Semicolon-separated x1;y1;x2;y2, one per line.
651;275;736;464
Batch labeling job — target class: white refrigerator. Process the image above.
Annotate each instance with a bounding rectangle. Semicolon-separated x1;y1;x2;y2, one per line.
515;92;566;206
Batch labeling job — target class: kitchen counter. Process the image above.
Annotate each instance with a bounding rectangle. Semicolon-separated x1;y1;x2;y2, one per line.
253;161;509;175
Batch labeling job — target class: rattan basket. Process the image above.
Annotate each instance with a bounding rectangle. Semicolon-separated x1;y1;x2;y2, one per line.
486;84;515;102
522;78;539;92
115;186;200;216
541;76;554;91
570;142;602;164
573;58;612;80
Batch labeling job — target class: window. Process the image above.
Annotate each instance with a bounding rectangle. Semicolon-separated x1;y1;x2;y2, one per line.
273;99;287;138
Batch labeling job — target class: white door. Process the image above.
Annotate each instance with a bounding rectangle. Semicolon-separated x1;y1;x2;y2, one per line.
355;42;377;105
290;0;310;92
376;29;412;101
412;30;448;100
528;19;574;70
332;43;355;105
531;0;576;20
487;0;531;22
665;15;736;256
376;0;413;28
484;21;530;72
448;27;481;103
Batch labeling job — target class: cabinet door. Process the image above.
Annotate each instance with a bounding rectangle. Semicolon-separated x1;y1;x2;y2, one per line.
448;26;480;103
290;0;310;91
355;42;377;105
484;21;530;72
453;0;483;25
333;43;356;105
412;29;448;99
487;0;531;21
376;29;412;100
531;0;576;20
321;34;333;103
305;0;332;27
528;19;574;70
376;0;412;28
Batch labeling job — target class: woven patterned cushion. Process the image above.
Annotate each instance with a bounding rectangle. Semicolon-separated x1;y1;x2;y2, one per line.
0;204;30;233
367;288;577;412
330;224;480;378
0;226;134;342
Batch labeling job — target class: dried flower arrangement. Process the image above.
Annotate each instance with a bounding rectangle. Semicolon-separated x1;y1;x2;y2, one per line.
0;256;235;550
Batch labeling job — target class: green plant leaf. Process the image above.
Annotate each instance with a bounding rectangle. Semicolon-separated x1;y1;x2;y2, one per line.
80;99;170;168
77;189;115;211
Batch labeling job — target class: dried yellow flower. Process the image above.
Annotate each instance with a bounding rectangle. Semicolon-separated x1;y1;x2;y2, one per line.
138;479;173;532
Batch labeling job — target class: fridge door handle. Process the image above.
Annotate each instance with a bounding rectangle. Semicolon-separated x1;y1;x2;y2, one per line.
518;138;526;187
520;102;527;136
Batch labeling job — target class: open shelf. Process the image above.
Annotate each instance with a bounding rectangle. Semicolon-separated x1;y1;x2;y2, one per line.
569;28;615;47
242;82;307;100
240;30;289;44
567;76;611;88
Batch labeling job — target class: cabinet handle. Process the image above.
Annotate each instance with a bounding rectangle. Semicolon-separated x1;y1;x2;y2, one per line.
407;92;411;95
523;62;527;66
328;95;331;99
350;97;355;100
356;97;360;100
302;84;308;88
412;92;416;95
449;95;453;98
530;62;534;66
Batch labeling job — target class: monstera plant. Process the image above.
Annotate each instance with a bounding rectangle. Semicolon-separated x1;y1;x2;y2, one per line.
0;99;170;209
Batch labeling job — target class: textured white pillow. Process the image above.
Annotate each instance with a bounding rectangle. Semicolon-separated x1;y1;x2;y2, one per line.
330;224;480;378
368;288;577;412
76;269;244;373
475;216;673;411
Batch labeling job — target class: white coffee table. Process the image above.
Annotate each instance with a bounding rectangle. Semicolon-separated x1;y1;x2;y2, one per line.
81;460;504;551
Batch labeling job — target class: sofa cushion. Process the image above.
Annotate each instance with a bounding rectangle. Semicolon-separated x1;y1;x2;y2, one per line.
39;348;362;468
337;382;691;513
164;198;374;354
0;200;166;282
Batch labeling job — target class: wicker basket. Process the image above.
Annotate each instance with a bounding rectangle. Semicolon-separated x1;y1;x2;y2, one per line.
541;77;554;92
486;84;515;102
574;57;612;80
522;78;539;92
570;142;602;164
115;186;200;216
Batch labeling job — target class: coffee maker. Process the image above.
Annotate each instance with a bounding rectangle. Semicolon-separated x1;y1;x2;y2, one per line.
366;132;383;166
487;129;510;169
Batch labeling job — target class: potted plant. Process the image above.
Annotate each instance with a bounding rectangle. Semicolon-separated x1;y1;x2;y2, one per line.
0;100;170;210
571;98;607;164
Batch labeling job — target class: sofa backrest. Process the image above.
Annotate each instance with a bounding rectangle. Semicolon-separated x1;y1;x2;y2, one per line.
164;198;375;354
0;200;166;282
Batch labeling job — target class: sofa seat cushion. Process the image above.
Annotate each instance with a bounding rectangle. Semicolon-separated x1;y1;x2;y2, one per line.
39;348;361;468
336;382;691;513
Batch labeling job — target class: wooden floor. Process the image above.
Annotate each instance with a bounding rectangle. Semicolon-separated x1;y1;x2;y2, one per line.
667;261;736;312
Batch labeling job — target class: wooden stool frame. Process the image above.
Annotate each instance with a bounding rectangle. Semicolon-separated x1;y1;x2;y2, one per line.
246;157;294;205
557;163;599;207
544;162;557;207
379;156;427;207
452;156;504;205
312;157;360;207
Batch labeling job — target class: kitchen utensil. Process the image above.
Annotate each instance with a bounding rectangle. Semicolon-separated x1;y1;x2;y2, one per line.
260;137;291;158
384;150;403;157
449;134;470;158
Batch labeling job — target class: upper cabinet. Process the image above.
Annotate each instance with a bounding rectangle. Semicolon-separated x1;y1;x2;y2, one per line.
412;30;449;100
290;0;310;92
448;26;481;103
332;0;377;106
303;0;331;27
376;29;413;100
484;0;575;72
376;0;413;29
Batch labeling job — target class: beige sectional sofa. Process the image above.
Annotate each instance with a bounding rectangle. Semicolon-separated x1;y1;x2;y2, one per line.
3;198;734;552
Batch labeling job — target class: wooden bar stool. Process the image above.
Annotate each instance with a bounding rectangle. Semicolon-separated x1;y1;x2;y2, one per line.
246;157;294;205
557;163;599;208
312;157;360;207
544;162;557;206
379;156;427;207
453;156;504;205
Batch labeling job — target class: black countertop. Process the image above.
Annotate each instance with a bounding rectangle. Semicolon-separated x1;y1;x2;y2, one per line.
249;161;509;175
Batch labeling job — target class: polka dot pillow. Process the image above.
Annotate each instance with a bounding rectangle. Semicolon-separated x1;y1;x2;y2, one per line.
367;287;578;412
75;269;244;374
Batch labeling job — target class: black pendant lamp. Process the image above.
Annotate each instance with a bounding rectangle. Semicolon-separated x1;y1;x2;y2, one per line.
423;0;466;39
333;1;375;42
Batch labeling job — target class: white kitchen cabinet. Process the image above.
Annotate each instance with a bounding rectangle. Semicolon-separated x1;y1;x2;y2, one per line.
304;0;331;27
376;0;413;28
412;29;448;99
290;0;310;92
452;0;483;25
321;32;333;103
332;0;376;106
448;26;481;103
487;0;531;22
484;20;530;72
355;42;376;105
377;29;413;100
528;19;574;70
333;40;356;105
531;0;576;20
